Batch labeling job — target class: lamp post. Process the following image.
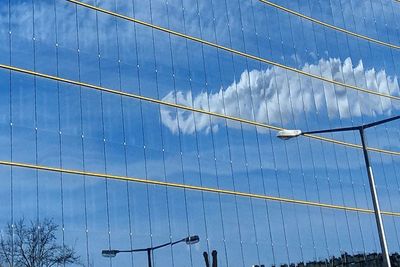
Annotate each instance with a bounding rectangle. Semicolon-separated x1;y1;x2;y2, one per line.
102;235;199;267
277;115;400;267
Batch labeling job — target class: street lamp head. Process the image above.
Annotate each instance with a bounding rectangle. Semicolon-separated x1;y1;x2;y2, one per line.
277;129;302;140
101;250;119;258
185;235;200;245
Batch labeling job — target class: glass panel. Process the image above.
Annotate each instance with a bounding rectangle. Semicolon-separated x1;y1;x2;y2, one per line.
3;1;400;266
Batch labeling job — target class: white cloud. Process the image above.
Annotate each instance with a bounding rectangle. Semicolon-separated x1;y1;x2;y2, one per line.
161;57;400;134
3;2;400;138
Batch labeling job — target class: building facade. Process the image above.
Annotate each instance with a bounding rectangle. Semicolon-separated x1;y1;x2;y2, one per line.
0;0;400;266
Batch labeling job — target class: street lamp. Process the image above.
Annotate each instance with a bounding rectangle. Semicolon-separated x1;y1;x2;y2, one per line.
277;115;400;267
102;235;199;267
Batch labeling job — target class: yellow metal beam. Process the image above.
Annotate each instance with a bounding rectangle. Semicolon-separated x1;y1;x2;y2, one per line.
1;159;400;216
1;63;399;156
258;0;400;50
65;0;400;102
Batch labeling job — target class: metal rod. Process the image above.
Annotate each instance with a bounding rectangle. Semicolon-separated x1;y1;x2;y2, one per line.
303;125;360;135
362;115;400;129
114;237;185;254
147;249;152;267
302;115;400;135
203;252;210;267
279;116;400;266
359;128;391;267
151;240;175;250
119;248;148;253
212;250;218;267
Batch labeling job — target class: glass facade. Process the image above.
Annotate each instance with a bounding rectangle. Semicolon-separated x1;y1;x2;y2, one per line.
0;0;400;266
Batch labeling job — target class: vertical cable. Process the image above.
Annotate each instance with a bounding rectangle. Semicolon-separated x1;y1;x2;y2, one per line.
74;3;90;266
163;0;194;265
113;0;135;265
210;0;250;263
130;0;154;264
189;0;213;261
305;0;356;256
380;0;400;251
7;0;14;266
92;1;113;266
177;0;214;264
279;8;320;263
332;0;376;254
191;0;231;264
278;1;332;262
226;6;261;267
52;0;67;265
31;0;41;230
366;0;400;252
246;1;278;264
201;0;235;264
147;0;174;264
318;0;353;256
259;6;293;265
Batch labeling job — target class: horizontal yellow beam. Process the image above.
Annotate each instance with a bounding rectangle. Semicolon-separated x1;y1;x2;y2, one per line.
258;0;400;50
1;63;399;157
0;63;279;131
65;0;400;102
1;159;399;216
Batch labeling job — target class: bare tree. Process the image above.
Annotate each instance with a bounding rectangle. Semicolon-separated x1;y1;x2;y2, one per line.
0;218;80;267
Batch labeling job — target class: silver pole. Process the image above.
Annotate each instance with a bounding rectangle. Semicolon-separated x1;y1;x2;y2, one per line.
359;128;391;267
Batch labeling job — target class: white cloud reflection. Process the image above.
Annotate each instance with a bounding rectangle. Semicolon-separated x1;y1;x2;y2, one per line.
161;57;400;134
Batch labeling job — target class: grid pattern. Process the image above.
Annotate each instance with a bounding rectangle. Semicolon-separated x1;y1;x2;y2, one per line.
0;0;400;266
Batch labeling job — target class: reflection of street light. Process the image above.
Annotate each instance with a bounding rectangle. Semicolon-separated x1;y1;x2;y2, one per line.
277;115;400;267
203;250;218;267
102;235;199;267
